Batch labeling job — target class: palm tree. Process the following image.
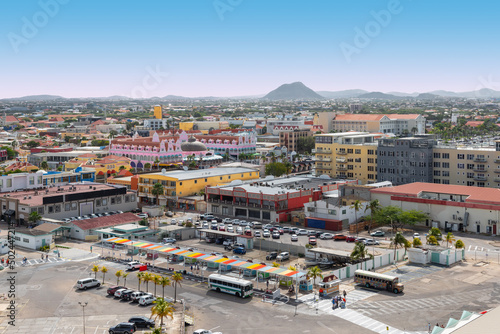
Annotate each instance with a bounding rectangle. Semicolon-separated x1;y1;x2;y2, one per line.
445;232;456;248
269;151;276;163
413;237;422;247
101;266;108;284
350;242;373;270
154;159;160;169
115;270;123;285
390;232;407;262
40;161;49;170
364;199;380;234
137;272;144;291
28;211;42;226
143;272;153;293
172;272;183;303
147;328;162;334
150;298;175;330
350;200;363;236
153;275;162;296
307;266;323;292
91;265;100;279
122;273;129;287
151;182;164;206
159;276;171;298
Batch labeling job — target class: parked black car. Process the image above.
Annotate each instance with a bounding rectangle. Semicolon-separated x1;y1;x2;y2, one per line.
109;322;136;334
120;289;135;301
266;251;278;260
127;316;155;328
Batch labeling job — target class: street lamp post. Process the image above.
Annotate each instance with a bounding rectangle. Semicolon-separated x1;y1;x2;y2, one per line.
294;263;299;316
78;302;88;334
388;216;394;239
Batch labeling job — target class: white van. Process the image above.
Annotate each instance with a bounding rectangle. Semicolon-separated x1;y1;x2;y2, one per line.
76;278;101;290
252;222;262;229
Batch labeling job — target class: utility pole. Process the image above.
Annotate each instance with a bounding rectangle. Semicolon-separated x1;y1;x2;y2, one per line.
79;302;88;334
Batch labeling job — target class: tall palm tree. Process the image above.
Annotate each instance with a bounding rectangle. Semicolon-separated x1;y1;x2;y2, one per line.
351;200;363;236
390;232;407;262
171;272;183;303
143;272;153;293
150;298;175;330
91;265;100;279
101;266;108;284
151;182;164;206
350;242;373;270
364;199;380;234
154;159;160;169
137;272;144;291
269;151;276;163
115;270;123;285
159;276;171;298
153;275;162;296
122;273;129;287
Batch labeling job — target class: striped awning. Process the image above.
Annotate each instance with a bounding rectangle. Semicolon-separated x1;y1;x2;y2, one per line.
102;237;306;279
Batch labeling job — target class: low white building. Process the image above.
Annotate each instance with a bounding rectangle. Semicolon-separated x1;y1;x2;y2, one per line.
304;198;370;225
371;182;500;235
13;229;53;251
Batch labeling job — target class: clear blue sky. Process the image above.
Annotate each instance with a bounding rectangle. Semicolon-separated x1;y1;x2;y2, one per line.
1;0;499;98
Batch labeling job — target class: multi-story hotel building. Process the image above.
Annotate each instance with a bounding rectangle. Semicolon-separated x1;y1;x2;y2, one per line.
279;128;312;152
432;141;500;188
377;136;436;185
314;132;379;184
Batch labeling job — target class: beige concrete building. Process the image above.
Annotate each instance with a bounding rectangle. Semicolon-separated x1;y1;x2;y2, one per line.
279;128;312;152
433;141;500;188
332;114;425;135
314;132;378;184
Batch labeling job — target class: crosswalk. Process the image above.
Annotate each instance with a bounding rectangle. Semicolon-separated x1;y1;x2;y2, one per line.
16;257;67;267
298;288;378;309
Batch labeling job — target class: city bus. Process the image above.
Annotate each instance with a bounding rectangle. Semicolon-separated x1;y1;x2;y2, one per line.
208;274;254;298
354;269;404;294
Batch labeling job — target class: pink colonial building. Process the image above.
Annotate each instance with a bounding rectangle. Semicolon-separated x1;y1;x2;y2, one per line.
109;131;256;169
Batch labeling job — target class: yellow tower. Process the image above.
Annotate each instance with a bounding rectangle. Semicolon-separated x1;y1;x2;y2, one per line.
154;105;162;120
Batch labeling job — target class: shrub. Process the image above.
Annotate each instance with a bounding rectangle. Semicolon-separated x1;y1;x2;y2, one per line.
305;244;313;249
298;253;305;258
39;245;50;252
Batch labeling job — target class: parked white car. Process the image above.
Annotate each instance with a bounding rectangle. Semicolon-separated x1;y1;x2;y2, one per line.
170;219;177;225
262;230;271;238
297;229;308;235
76;278;100;290
320;233;334;239
291;234;298;241
139;294;156;306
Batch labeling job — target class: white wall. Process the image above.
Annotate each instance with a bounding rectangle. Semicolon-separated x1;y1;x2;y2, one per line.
14;233;52;250
304;200;370;224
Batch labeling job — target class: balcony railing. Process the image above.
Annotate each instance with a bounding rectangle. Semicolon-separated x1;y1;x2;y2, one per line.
474;157;487;162
495;178;500;183
315;149;331;154
336;157;346;163
337;166;347;171
138;192;148;197
474;176;487;181
473;168;487;173
337;151;347;155
495;159;500;163
494;170;500;174
315;157;331;162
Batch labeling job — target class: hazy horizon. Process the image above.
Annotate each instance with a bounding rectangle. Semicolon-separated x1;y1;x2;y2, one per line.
1;0;499;99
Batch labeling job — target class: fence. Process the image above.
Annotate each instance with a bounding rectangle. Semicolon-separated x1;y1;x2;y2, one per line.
315;250;406;280
253;239;306;256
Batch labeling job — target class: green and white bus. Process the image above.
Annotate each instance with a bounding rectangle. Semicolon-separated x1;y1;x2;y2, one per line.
208;274;254;298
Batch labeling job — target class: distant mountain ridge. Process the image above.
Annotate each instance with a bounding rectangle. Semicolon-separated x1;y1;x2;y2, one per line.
3;87;500;101
262;82;324;100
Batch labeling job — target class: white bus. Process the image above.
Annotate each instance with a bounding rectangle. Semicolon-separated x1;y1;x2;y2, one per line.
208;274;254;298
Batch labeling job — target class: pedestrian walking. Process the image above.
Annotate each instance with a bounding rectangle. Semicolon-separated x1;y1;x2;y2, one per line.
343;290;347;299
46;254;49;261
41;253;44;261
191;265;193;271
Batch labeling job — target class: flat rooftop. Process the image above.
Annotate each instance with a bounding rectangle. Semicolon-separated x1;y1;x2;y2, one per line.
140;167;257;181
309;248;352;258
1;182;128;206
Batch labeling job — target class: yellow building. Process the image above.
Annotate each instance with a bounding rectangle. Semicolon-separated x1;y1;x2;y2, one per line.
314;132;378;184
154;105;163;120
138;167;259;207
